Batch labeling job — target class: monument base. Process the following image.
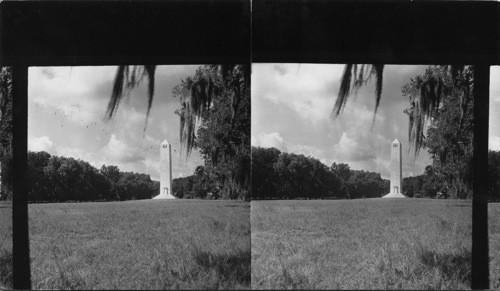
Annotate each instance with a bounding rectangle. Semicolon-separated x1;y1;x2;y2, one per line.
152;193;177;199
382;192;406;198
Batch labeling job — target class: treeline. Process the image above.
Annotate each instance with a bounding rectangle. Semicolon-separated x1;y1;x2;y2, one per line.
172;166;218;199
252;147;389;200
28;151;159;203
403;150;500;201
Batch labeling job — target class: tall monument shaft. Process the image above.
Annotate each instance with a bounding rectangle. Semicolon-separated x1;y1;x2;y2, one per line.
389;139;402;194
383;138;405;198
159;139;172;196
153;139;176;199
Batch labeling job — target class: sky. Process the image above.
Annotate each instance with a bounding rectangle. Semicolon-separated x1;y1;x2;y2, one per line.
489;66;500;152
251;64;500;180
26;65;500;182
28;66;204;181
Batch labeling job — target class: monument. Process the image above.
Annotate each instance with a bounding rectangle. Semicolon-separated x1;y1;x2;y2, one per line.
153;139;176;199
382;138;406;198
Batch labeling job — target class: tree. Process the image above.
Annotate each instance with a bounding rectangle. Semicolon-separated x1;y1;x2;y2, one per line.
172;65;250;200
251;147;383;200
330;163;351;181
172;175;194;199
402;66;474;199
334;65;470;154
100;165;121;200
251;147;281;200
27;151;51;202
27;152;158;203
105;65;250;201
343;169;388;199
106;65;249;154
488;150;500;202
402;175;424;198
0;67;13;200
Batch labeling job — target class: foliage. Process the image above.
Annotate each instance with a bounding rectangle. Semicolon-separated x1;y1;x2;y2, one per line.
335;65;469;156
105;65;250;201
344;168;389;199
488;151;500;202
172;175;194;199
251;147;388;200
402;166;442;199
404;149;500;200
251;147;281;200
402;175;425;198
27;151;159;203
333;64;384;125
172;166;219;200
0;67;13;201
172;65;250;201
105;65;156;129
403;66;473;155
401;66;474;199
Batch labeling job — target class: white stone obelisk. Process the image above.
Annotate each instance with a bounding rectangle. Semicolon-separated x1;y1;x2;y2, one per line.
153;139;176;199
383;138;406;198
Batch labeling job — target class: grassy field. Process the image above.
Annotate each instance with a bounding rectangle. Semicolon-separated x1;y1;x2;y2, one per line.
252;199;472;289
28;199;250;289
489;202;500;289
0;201;12;288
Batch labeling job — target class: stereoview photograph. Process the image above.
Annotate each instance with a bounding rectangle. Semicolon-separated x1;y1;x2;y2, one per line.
26;65;250;289
251;64;475;289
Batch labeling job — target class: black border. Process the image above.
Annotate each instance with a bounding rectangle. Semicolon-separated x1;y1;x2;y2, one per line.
252;0;499;65
0;0;251;66
1;0;498;289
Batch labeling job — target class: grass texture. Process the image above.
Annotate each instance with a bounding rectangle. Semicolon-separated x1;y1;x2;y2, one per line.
0;201;13;289
489;202;500;289
28;199;250;289
251;199;471;289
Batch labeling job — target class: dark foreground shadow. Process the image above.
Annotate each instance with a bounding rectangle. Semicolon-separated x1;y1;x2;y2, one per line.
194;248;251;287
418;248;471;286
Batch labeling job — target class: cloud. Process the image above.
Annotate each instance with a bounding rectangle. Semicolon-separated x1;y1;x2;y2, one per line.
41;68;56;79
252;132;287;151
29;67;116;125
273;64;288;76
286;143;329;164
102;134;145;164
56;146;97;166
491;66;500;103
143;158;161;181
29;136;54;152
27;65;205;182
253;64;344;124
252;64;435;180
490;135;500;151
331;132;386;162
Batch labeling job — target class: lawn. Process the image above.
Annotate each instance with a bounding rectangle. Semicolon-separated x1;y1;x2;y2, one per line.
251;199;472;289
0;201;12;288
489;202;500;289
28;199;250;289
